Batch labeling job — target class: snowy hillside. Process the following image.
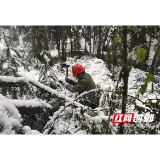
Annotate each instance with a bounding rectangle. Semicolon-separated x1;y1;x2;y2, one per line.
15;55;160;134
0;26;160;134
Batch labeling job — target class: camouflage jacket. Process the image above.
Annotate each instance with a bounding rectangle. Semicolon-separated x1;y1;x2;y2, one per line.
65;72;99;105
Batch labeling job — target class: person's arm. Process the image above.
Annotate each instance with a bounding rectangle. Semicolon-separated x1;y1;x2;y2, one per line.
65;83;76;93
65;79;88;94
65;77;77;85
72;80;88;94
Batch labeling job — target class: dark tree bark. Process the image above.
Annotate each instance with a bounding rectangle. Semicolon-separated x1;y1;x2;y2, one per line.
84;26;87;52
52;26;61;57
146;26;153;63
89;26;91;53
97;26;101;58
36;27;42;51
70;26;73;57
32;25;37;48
119;26;128;134
112;29;118;72
93;26;96;54
77;26;80;51
44;26;49;51
149;27;160;74
61;26;66;62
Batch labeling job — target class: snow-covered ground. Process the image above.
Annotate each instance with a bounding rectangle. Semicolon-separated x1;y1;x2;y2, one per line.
0;37;160;135
15;55;160;134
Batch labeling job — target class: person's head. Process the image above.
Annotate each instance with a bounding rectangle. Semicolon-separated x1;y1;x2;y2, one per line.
76;71;85;80
72;64;85;80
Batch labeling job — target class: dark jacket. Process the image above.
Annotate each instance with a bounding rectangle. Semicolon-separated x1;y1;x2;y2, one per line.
65;72;99;106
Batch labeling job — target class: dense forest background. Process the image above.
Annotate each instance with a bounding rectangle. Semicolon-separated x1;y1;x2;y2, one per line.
0;25;159;135
2;25;160;70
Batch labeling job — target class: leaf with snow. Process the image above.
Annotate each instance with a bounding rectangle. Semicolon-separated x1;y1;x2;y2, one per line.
145;73;154;84
139;84;147;95
135;46;146;63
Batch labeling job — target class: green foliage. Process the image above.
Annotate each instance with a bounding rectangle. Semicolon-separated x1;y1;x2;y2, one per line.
39;64;59;91
16;26;50;63
1;25;159;135
0;31;29;77
127;26;138;33
21;113;50;133
139;84;148;95
139;73;154;95
145;73;154;83
0;30;37;100
112;32;119;45
117;51;127;60
49;98;64;111
135;46;146;63
124;65;132;77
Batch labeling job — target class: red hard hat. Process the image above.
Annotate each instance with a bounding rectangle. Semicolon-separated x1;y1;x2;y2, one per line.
72;64;85;77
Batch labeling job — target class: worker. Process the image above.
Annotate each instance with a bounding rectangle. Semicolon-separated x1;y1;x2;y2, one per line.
64;64;99;109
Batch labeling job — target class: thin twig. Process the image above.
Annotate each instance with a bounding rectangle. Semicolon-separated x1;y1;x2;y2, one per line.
105;66;124;134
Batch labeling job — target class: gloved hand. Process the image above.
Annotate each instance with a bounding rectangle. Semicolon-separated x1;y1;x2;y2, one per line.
65;77;77;85
64;82;75;93
66;77;73;83
65;77;70;83
63;81;69;87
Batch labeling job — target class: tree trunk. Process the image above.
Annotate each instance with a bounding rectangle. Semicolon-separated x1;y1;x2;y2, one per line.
112;44;115;72
149;27;160;74
37;35;42;51
119;26;128;134
112;43;118;72
93;26;96;54
31;27;36;49
61;26;66;62
44;26;49;51
70;26;73;57
53;26;60;57
112;30;116;72
84;26;87;52
77;26;80;51
147;27;153;61
97;26;101;58
57;29;61;57
95;26;97;54
89;26;91;53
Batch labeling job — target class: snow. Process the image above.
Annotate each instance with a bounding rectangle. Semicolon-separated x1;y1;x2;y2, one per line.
18;55;158;134
0;76;27;83
11;99;52;108
17;72;89;110
22;126;41;134
0;95;22;134
50;49;58;57
0;41;160;134
0;94;46;134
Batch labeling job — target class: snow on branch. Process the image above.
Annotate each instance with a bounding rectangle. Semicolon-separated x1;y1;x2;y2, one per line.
0;94;22;134
0;74;87;109
0;94;44;134
11;99;52;108
17;73;88;109
0;76;28;83
0;94;52;108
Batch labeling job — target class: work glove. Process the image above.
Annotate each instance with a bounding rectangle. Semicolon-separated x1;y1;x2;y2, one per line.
65;77;77;85
65;77;70;83
64;82;75;93
63;81;69;87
